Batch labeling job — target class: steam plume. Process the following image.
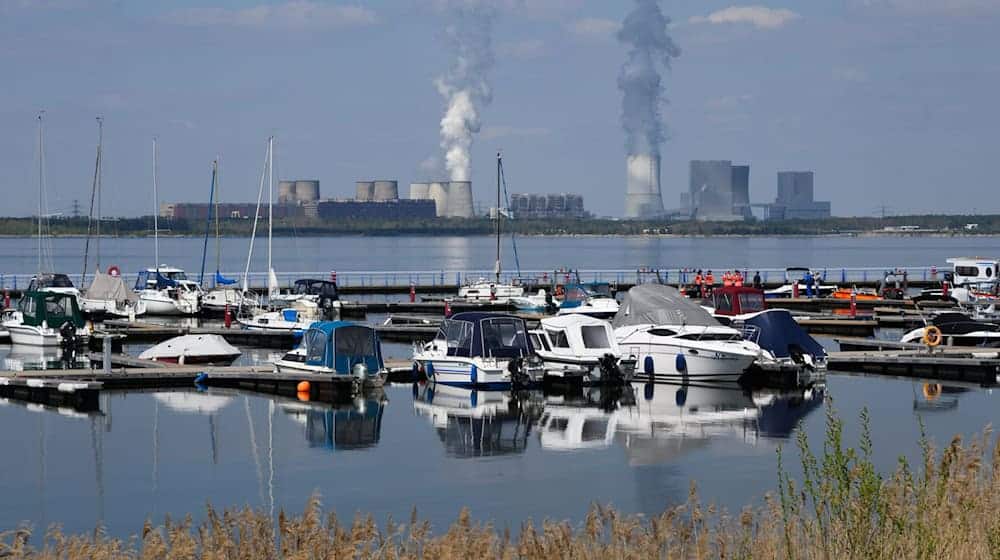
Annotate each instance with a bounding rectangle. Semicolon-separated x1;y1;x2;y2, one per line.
435;1;496;182
618;0;680;157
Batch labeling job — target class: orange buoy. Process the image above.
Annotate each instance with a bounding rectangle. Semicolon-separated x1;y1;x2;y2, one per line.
297;380;311;393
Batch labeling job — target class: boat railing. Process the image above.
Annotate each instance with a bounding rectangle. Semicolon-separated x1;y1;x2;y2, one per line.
737;324;762;344
0;266;948;292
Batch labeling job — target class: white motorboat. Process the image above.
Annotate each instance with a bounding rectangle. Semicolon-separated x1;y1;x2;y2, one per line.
238;307;314;333
273;322;387;389
201;287;255;313
529;314;635;384
613;284;762;383
25;273;81;299
510;289;557;313
556;283;620;319
139;334;241;365
135;267;202;316
412;312;543;389
764;267;837;298
2;291;89;347
269;279;342;320
79;270;146;318
900;312;1000;347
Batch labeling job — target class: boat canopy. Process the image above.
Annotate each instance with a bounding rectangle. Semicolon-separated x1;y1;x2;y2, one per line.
88;271;139;303
713;286;767;316
302;321;384;374
134;270;180;290
743;309;825;359
293;279;339;299
437;312;533;359
28;273;75;291
16;291;84;329
215;271;237;286
613;284;720;328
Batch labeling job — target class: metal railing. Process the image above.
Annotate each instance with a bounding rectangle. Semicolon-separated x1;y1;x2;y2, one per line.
0;266;946;292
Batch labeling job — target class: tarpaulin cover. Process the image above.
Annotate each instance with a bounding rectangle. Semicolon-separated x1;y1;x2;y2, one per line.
612;284;720;328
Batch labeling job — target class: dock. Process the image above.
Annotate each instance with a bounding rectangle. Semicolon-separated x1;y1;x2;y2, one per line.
827;347;1000;385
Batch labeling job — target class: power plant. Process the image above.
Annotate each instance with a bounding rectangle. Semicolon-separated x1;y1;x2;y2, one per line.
276;179;320;205
624;154;664;218
409;180;475;218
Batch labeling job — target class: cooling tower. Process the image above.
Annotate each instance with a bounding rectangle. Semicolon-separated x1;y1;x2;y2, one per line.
427;181;449;217
409;182;430;200
355;181;375;201
447;181;474;218
624;154;664;218
278;181;297;204
373;180;399;201
294;180;320;203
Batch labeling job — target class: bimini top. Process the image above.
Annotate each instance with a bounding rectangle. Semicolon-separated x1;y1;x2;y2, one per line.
28;273;75;291
437;312;533;359
292;279;339;299
302;321;384;374
613;284;719;328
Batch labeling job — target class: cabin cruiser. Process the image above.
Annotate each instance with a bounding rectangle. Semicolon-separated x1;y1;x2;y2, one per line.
612;284;762;383
135;267;201;316
764;267;837;298
273;321;387;389
529;314;636;384
79;270;146;318
138;334;241;365
456;278;525;304
412;312;543;389
1;291;89;347
900;312;1000;347
556;283;619;319
710;286;827;372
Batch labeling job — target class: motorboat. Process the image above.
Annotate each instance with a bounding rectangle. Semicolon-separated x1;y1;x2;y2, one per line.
138;334;241;365
612;284;762;383
1;291;89;347
270;279;342;320
510;289;558;314
412;312;543;389
529;314;636;384
900;312;1000;347
917;258;1000;305
411;383;538;458
556;283;620;319
273;321;387;389
26;273;81;299
79;270;146;318
457;279;525;303
238;307;314;333
764;267;837;298
135;267;202;316
710;286;827;372
201;286;255;313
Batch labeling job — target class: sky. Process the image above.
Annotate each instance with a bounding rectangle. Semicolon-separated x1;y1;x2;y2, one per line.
1;0;999;218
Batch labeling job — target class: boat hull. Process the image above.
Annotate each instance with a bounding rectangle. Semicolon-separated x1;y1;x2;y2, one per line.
272;360;386;387
620;343;754;383
6;325;60;347
139;292;199;316
417;358;513;389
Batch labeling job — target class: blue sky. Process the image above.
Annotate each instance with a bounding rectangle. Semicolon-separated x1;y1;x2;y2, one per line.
1;0;998;218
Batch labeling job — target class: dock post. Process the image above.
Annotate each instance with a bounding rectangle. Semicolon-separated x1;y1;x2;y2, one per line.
103;336;113;374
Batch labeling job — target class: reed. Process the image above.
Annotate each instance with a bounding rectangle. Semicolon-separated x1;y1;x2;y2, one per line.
1;403;997;559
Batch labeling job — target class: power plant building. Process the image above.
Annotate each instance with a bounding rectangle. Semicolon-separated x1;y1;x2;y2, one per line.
765;172;831;220
510;193;587;219
408;180;475;218
624;154;664;218
688;160;745;221
317;199;435;220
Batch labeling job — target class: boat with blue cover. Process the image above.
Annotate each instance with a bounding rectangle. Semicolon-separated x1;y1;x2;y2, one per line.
412;312;544;389
273;321;387;389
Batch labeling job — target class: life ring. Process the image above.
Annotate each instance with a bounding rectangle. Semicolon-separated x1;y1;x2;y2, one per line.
922;325;942;347
922;383;942;401
554;285;565;297
107;265;120;277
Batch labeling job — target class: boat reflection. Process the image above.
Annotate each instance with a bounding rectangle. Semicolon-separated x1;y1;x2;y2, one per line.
4;344;90;371
912;383;968;412
538;385;636;451
279;389;387;450
412;383;541;458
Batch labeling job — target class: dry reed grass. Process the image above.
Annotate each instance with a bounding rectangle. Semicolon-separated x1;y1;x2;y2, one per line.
1;403;997;559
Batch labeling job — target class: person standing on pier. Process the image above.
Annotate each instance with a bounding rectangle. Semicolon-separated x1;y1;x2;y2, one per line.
804;270;815;298
705;270;715;296
734;271;744;287
694;269;704;298
752;271;762;289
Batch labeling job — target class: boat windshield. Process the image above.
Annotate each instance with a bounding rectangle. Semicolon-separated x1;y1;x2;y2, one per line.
581;325;611;349
738;293;765;313
481;317;530;357
162;271;188;281
44;294;75;318
677;332;743;342
439;319;474;357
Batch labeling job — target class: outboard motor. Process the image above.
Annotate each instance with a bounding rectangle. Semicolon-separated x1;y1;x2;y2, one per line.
59;321;78;349
597;353;627;385
508;358;531;387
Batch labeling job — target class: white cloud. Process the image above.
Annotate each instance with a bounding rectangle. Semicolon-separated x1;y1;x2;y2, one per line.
163;1;377;30
689;6;800;30
566;17;620;40
498;39;546;59
481;125;551;140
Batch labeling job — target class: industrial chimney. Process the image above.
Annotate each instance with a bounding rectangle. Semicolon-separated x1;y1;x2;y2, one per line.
624;154;664;218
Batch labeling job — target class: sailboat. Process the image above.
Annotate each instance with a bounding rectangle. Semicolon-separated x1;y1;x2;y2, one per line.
455;152;525;304
200;159;252;313
237;137;315;333
78;118;146;318
135;138;202;316
3;112;90;346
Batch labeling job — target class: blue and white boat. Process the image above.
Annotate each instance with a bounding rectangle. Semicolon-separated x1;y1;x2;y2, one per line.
412;312;543;389
273;321;387;389
556;283;619;319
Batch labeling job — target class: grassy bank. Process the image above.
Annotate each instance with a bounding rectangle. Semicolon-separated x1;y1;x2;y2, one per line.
1;405;998;558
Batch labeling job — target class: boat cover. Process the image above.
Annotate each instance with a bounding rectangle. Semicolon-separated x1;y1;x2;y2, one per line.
612;284;719;328
215;271;237;286
139;334;239;361
302;321;384;374
439;312;533;359
743;310;826;359
87;271;138;303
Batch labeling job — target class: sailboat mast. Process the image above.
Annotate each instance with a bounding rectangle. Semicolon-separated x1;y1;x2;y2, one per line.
199;160;217;287
215;156;222;276
267;136;273;279
152;137;159;271
37;112;44;274
95;116;102;271
495;151;502;285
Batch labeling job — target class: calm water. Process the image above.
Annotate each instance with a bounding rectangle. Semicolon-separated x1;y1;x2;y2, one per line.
0;376;996;536
3;235;999;278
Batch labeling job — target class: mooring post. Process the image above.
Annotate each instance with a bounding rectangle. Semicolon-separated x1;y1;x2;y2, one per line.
103;336;113;374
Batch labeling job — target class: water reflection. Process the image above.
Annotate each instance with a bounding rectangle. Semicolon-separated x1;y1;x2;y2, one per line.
3;344;90;371
279;390;387;450
912;383;968;412
412;383;541;457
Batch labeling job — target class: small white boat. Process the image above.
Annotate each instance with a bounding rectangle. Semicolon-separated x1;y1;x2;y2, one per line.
273;322;387;389
79;270;146;318
457;279;525;303
613;284;761;383
135;267;202;316
900;312;1000;347
764;267;837;298
269;279;342;320
138;334;241;365
510;289;557;313
529;314;635;384
2;291;89;347
201;287;255;313
556;283;620;319
238;307;314;333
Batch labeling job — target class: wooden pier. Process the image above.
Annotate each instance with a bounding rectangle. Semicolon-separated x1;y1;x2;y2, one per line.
827;347;1000;385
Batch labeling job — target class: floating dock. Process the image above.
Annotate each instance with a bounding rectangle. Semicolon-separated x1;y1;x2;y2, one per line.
827;347;1000;385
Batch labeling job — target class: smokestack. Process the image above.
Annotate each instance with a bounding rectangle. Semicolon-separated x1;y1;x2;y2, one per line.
618;0;680;218
434;1;495;183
